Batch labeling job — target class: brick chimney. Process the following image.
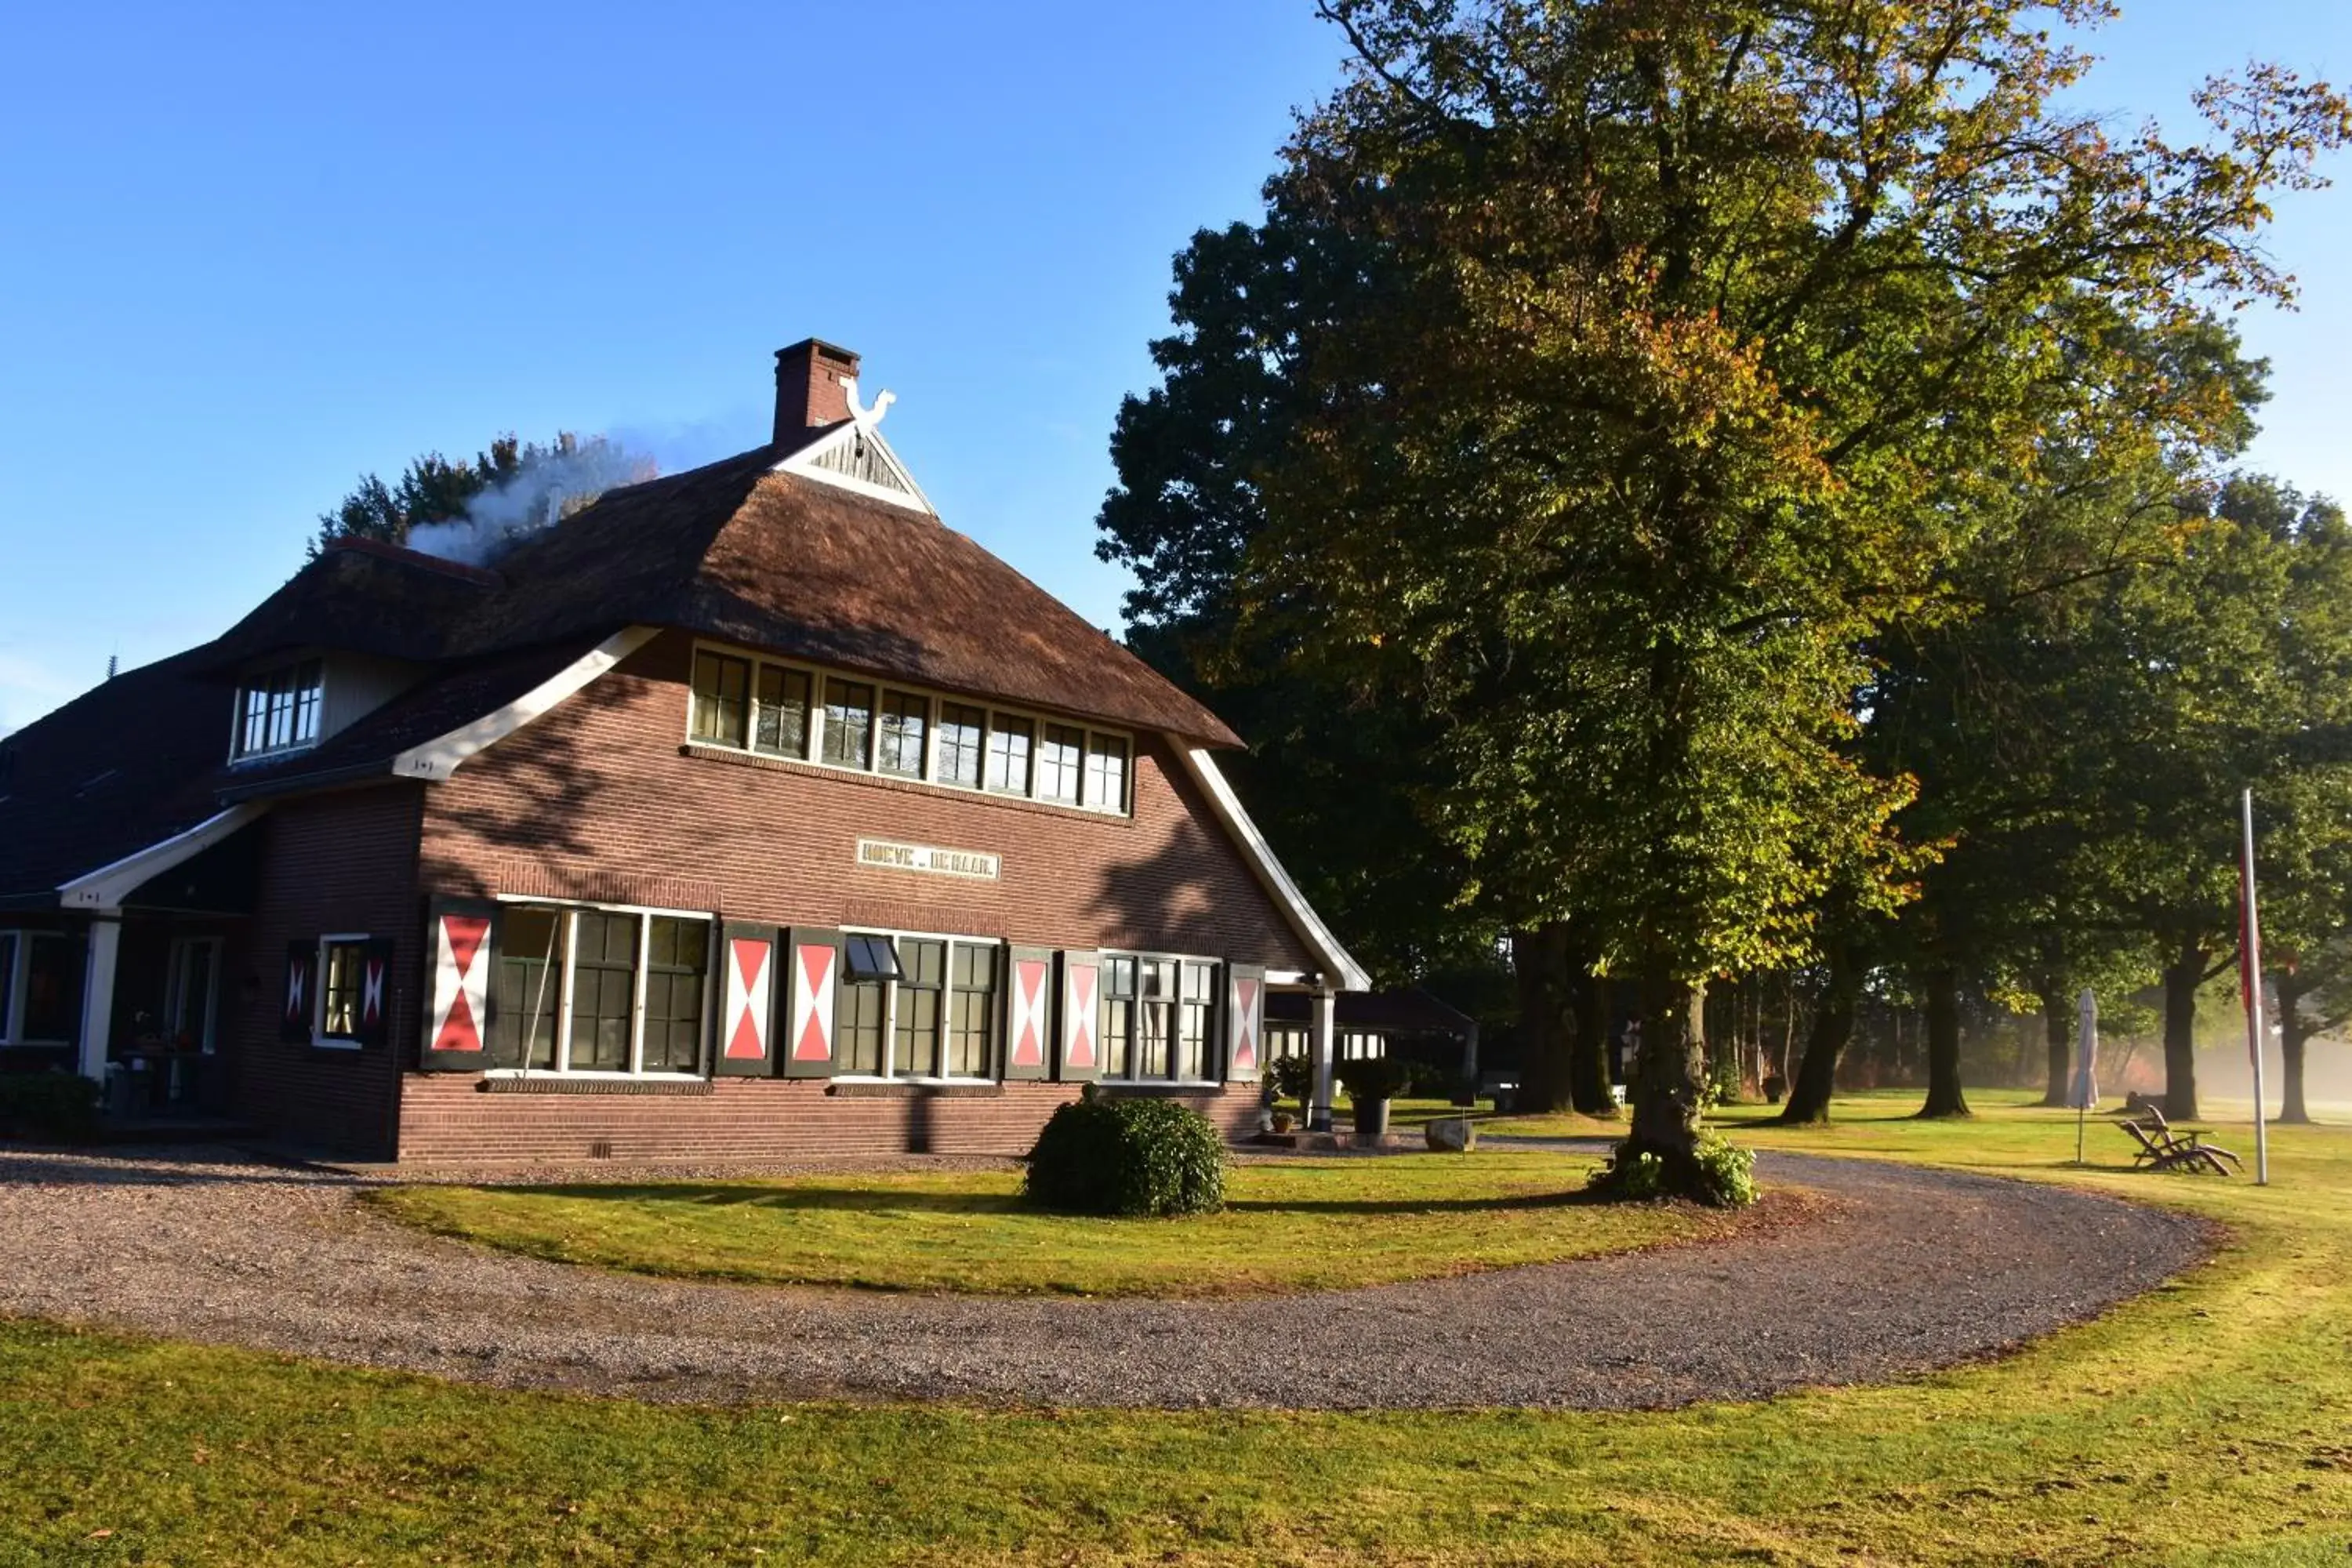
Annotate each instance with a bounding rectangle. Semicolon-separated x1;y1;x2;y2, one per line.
774;338;860;441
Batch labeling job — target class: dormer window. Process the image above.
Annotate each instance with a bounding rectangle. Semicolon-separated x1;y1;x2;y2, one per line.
233;659;324;760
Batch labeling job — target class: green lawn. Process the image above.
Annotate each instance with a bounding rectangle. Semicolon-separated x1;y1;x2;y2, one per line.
366;1151;1721;1296
2;1090;2348;1564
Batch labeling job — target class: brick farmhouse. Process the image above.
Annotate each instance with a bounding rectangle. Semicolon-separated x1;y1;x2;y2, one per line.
0;341;1368;1161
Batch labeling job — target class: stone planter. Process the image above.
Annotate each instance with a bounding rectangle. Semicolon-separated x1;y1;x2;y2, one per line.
1353;1098;1392;1137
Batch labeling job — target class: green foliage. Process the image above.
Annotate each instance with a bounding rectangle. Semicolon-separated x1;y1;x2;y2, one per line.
1024;1094;1226;1218
1268;1053;1315;1107
308;430;620;556
1336;1055;1414;1104
0;1071;99;1142
1588;1134;1757;1210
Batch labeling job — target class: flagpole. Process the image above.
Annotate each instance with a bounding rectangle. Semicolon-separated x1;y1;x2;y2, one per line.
2241;788;2270;1187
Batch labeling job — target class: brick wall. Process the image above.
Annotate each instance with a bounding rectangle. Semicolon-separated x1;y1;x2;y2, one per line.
399;1076;1261;1164
416;631;1320;964
387;630;1305;1163
230;785;423;1157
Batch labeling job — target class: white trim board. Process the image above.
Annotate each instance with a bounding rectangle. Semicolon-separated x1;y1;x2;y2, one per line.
1175;747;1371;993
58;802;272;912
393;626;659;782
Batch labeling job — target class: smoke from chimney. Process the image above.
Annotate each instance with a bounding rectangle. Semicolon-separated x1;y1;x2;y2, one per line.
405;435;657;566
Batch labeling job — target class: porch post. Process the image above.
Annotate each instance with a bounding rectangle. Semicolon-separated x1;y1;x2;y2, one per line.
1309;988;1336;1132
78;914;121;1083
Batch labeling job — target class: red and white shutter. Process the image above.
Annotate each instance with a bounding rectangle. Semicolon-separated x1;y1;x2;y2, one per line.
419;898;498;1071
781;927;843;1078
714;923;779;1077
1225;963;1265;1083
1056;950;1102;1083
1003;945;1054;1082
279;940;316;1044
354;936;397;1049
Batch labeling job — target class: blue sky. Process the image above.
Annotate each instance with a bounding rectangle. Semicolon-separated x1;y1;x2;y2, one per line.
2;1;2345;734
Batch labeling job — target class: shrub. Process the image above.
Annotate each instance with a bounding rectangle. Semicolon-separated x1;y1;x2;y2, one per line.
0;1070;100;1142
1024;1091;1226;1217
1269;1054;1314;1107
1336;1055;1414;1104
1586;1133;1758;1209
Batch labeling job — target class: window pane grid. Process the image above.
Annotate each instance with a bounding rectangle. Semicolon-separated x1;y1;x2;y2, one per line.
937;704;985;788
234;660;323;758
1039;725;1083;804
753;666;811;758
641;916;708;1073
321;941;364;1038
878;691;927;778
985;717;1034;795
690;652;750;747
823;680;876;768
566;910;639;1072
1083;735;1129;813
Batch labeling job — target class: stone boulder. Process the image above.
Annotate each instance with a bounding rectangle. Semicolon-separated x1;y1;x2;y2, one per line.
1425;1116;1476;1153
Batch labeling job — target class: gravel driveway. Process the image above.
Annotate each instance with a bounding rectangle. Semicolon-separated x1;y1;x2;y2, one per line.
0;1140;2212;1410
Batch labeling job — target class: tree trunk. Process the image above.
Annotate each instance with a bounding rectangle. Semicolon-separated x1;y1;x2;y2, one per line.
1566;965;1618;1116
1780;949;1858;1123
2038;986;2071;1107
2161;937;2204;1122
1627;971;1708;1174
1511;924;1576;1115
2278;973;2310;1125
1918;964;1971;1118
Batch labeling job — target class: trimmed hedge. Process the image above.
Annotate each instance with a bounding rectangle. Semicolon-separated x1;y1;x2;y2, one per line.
1024;1092;1226;1218
0;1071;100;1143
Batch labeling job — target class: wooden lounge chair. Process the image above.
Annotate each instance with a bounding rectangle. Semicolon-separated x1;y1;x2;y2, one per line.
2115;1105;2241;1174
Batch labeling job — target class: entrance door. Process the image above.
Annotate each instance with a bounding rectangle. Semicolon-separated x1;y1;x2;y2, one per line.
165;936;220;1054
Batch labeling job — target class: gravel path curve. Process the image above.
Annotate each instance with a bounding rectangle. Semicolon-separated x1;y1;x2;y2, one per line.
0;1140;2212;1410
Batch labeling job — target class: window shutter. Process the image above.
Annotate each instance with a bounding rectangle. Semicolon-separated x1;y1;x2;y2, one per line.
1055;950;1102;1083
714;923;780;1078
1002;945;1054;1082
279;941;316;1044
780;927;843;1078
419;898;498;1071
1224;963;1265;1083
354;936;397;1049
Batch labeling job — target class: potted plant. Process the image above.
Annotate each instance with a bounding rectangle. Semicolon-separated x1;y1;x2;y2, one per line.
1338;1056;1414;1137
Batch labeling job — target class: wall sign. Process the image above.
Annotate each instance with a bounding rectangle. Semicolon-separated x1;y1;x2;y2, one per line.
855;838;1001;880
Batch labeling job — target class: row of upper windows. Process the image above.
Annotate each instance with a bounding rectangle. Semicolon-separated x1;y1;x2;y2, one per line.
687;647;1133;815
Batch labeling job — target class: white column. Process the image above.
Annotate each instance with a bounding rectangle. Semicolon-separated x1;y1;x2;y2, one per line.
1309;988;1337;1132
78;915;122;1083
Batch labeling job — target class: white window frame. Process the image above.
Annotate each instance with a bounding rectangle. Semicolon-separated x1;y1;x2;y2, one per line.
0;929;78;1047
165;935;223;1055
831;925;1004;1085
684;638;1134;818
310;932;372;1050
227;659;326;764
1096;949;1224;1088
481;895;717;1081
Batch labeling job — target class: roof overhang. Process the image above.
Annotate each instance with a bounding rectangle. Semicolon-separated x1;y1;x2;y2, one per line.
390;626;659;782
1174;746;1371;993
57;802;271;913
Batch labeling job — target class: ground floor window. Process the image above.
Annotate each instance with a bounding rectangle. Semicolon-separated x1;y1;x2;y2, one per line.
0;930;81;1046
1100;953;1219;1083
833;931;1001;1080
488;903;711;1076
318;935;370;1045
1341;1031;1386;1061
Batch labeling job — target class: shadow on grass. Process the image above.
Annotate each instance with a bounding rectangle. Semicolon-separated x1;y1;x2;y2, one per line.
431;1182;1602;1218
